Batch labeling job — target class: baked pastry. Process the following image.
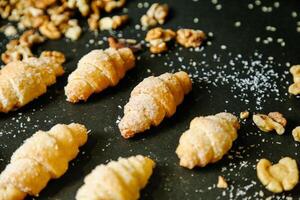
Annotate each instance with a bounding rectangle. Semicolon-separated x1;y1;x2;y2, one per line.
65;47;135;103
0;52;65;113
176;112;240;169
0;123;88;200
118;71;192;138
76;155;155;200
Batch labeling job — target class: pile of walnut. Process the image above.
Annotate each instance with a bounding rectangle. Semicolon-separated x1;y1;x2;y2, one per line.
145;27;206;54
0;0;128;64
0;0;128;39
252;112;287;135
288;65;300;95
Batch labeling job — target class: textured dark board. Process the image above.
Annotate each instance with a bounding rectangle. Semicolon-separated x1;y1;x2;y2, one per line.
1;0;300;199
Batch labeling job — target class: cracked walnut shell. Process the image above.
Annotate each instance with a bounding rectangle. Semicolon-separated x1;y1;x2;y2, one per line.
257;157;299;193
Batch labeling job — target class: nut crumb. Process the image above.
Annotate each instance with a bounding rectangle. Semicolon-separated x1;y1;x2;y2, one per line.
240;111;250;119
292;126;300;142
217;176;228;189
176;29;206;48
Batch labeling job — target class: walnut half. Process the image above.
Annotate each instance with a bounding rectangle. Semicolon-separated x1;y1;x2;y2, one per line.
257;157;299;193
176;29;206;48
140;3;169;28
145;27;176;54
252;112;287;135
292;126;300;142
288;65;300;95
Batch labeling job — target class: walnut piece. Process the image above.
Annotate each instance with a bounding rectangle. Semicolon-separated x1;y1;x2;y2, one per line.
141;3;169;28
288;65;300;95
99;15;128;30
240;111;250;119
257;157;299;193
67;0;90;16
252;112;287;135
103;0;126;13
292;126;300;142
176;29;206;48
40;51;66;64
145;27;176;54
65;19;82;41
39;21;62;39
1;25;17;37
217;176;228;189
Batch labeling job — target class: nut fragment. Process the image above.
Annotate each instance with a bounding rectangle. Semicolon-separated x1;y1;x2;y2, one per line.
292;126;300;142
33;0;56;9
257;157;299;193
140;3;169;28
39;21;62;39
1;25;17;37
288;65;300;95
19;30;45;46
65;19;82;41
240;111;250;119
145;27;176;54
253;112;286;135
67;0;90;16
176;29;206;48
268;112;287;127
103;0;126;13
108;37;142;52
217;176;228;189
99;15;128;30
40;51;66;64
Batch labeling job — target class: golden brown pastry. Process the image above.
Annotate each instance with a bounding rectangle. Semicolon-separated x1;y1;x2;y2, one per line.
118;71;192;138
0;123;88;200
65;47;135;103
176;113;240;169
0;52;65;113
76;155;155;200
